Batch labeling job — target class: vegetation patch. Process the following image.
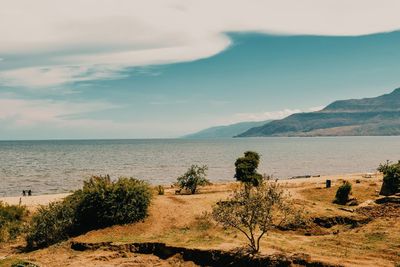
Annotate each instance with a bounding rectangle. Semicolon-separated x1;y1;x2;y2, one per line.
0;202;28;242
26;175;152;249
364;232;387;242
378;161;400;196
176;165;210;194
312;216;371;229
0;258;38;267
333;181;352;205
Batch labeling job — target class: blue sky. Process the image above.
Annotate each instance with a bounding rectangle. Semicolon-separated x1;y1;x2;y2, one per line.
1;1;400;139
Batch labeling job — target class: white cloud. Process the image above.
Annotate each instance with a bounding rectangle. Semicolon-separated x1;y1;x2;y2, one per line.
0;65;127;88
233;108;302;122
0;97;116;126
1;0;400;87
308;106;325;112
0;96;194;138
230;106;326;122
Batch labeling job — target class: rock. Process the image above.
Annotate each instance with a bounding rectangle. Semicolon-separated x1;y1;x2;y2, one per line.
338;207;354;212
357;200;375;208
347;198;359;206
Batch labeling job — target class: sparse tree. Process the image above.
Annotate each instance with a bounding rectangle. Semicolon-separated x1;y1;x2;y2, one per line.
212;180;296;254
177;165;210;194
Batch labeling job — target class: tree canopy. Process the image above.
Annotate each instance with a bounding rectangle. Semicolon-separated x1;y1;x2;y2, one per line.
378;160;400;196
212;180;297;253
234;151;263;187
177;165;210;194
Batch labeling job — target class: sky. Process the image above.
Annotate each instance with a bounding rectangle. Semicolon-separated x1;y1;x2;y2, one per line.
1;0;400;139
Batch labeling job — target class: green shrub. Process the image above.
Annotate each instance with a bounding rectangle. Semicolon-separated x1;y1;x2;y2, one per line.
378;161;400;196
75;176;152;232
334;181;352;205
26;196;78;249
0;202;28;242
26;176;152;249
10;260;39;267
177;165;210;194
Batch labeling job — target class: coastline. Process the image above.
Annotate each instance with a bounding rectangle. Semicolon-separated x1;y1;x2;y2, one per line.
0;193;70;208
0;172;379;208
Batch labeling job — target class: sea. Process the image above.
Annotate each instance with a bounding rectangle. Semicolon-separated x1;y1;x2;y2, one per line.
0;137;399;197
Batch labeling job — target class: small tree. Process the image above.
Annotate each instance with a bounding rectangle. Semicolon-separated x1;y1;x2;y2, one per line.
234;151;263;194
177;165;210;194
378;160;400;196
212;180;295;254
334;181;352;205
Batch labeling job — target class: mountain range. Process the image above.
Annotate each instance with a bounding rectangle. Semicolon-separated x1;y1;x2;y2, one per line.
182;120;271;138
237;88;400;137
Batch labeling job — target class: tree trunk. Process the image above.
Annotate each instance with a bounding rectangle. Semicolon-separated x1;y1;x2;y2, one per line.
191;186;196;194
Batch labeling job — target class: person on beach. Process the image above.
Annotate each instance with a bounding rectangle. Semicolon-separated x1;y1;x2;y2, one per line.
28;190;32;196
22;190;26;196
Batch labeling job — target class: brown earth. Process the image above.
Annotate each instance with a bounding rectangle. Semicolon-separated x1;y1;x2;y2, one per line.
1;173;399;267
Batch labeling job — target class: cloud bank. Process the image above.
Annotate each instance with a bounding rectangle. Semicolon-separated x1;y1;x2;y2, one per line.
1;0;400;87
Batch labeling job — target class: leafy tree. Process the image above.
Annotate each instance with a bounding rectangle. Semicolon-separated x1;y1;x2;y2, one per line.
234;151;263;192
334;181;352;205
378;160;400;196
212;180;297;254
177;165;210;194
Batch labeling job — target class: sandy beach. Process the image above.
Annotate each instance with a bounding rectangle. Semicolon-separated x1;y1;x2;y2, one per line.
0;193;70;208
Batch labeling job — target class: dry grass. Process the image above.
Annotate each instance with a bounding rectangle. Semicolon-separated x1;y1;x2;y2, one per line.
1;174;399;267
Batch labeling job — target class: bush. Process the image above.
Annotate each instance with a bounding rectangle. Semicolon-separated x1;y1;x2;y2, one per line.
26;198;77;249
0;202;28;242
177;165;210;194
378;161;400;196
75;176;152;232
234;151;263;188
26;176;152;249
334;181;352;205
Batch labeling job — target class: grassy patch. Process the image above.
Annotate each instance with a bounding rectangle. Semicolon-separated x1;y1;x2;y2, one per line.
0;202;28;242
0;258;38;267
365;232;387;242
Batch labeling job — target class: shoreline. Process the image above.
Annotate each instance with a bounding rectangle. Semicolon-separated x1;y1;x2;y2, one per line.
0;172;380;207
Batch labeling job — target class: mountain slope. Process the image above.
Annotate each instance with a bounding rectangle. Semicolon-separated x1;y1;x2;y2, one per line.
183;120;271;138
237;88;400;137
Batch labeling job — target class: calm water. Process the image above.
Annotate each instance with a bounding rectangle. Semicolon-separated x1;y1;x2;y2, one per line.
0;137;399;197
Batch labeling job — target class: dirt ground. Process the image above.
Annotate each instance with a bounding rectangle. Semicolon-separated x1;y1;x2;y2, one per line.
1;173;399;267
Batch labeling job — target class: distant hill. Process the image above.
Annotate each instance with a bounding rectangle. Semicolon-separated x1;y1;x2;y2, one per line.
237;88;400;137
183;120;271;139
